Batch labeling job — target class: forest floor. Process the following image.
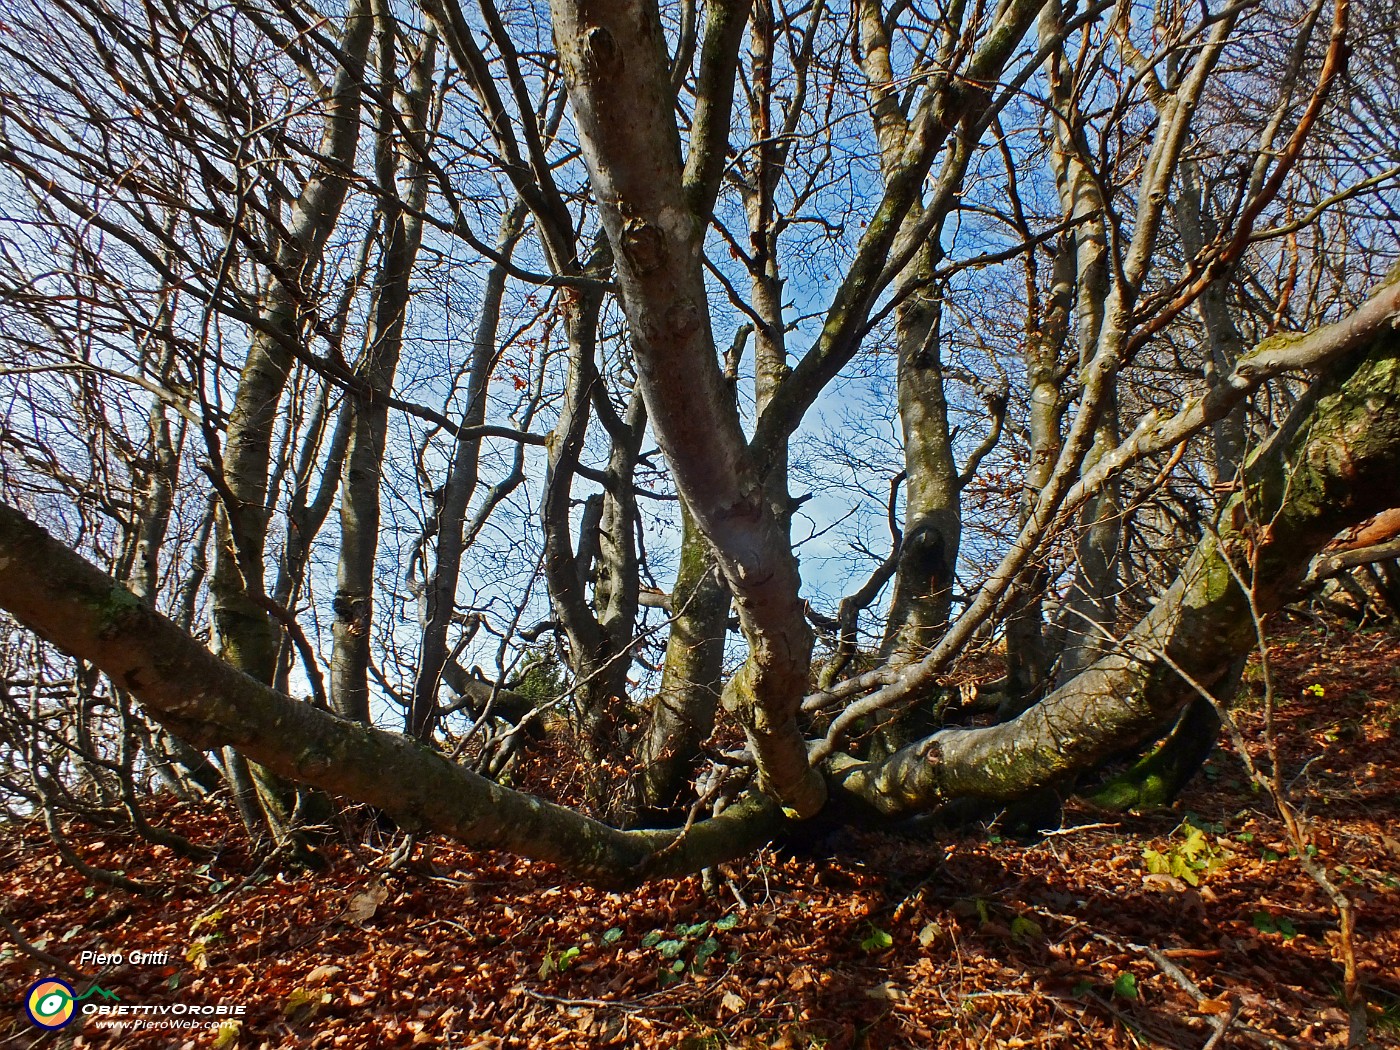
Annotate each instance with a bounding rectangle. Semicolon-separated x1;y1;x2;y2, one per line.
2;618;1400;1049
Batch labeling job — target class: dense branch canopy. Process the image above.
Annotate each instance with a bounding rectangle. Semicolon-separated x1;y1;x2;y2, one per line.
0;0;1398;878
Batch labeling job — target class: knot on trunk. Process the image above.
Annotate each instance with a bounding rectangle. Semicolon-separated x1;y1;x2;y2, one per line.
621;217;664;274
581;25;621;80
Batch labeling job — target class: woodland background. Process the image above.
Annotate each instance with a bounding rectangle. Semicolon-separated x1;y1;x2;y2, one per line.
1;0;1399;1043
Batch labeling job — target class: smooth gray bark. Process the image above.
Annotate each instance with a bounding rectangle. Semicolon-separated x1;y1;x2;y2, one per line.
331;21;435;723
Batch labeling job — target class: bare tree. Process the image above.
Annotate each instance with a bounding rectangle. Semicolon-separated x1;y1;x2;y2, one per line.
1;0;1397;938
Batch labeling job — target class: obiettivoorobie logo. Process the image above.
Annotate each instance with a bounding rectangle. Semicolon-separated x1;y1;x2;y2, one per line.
23;978;119;1030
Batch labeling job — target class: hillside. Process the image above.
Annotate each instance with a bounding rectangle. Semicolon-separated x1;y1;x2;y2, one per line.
3;622;1399;1049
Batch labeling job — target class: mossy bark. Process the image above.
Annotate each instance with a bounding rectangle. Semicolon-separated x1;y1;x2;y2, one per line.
5;289;1398;879
634;500;730;816
1084;688;1229;811
836;321;1400;814
880;251;960;669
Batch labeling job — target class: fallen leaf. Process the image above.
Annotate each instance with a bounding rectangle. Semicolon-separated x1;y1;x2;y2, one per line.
866;981;904;1001
305;964;343;987
345;881;390;924
1141;873;1189;892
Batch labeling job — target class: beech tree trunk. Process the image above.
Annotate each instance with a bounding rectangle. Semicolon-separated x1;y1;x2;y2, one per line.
331;19;435;724
0;0;1386;892
208;0;374;840
634;500;730;815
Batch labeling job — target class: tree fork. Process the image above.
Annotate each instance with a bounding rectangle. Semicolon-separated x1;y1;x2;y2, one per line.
0;302;1394;877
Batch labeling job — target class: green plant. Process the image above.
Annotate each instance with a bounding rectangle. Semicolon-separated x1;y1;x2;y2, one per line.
859;923;893;952
189;908;226;936
514;648;567;706
538;942;581;978
534;923;625;981
1251;912;1299;940
1142;821;1220;886
283;986;332;1019
1009;915;1043;944
1368;985;1400;1035
642;913;740;984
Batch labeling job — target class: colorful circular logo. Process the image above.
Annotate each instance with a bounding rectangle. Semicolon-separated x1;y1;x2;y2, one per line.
25;978;76;1029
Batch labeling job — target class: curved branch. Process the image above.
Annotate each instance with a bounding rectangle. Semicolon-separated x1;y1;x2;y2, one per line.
0;499;784;886
834;309;1400;813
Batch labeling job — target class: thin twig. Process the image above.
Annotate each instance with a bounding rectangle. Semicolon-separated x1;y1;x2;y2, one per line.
1037;821;1121;838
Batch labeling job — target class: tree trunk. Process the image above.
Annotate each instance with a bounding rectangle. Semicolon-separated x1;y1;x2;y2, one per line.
634;499;730;816
1;289;1396;880
1039;0;1116;686
213;0;373;690
210;0;373;839
1005;242;1070;705
880;260;960;665
331;20;435;723
548;0;825;816
409;204;527;737
0;496;784;885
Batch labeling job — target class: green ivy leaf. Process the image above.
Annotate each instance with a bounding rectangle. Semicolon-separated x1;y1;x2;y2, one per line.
693;937;720;968
1253;912;1298;940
